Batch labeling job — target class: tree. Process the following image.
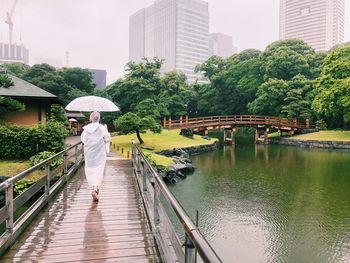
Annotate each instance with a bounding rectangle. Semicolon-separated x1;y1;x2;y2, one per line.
58;67;95;94
2;63;30;78
107;58;162;113
49;104;67;124
114;112;161;144
23;64;69;101
0;72;25;116
312;44;350;128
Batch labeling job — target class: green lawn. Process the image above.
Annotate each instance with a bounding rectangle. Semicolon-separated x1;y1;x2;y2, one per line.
111;129;218;166
289;130;350;141
0;160;43;179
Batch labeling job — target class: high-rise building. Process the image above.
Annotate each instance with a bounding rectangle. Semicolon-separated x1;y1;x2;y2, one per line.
129;0;210;83
88;69;107;89
209;33;237;58
0;43;29;65
279;0;345;51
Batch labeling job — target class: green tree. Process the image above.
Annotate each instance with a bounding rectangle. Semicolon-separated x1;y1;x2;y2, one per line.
312;44;350;128
49;104;67;124
107;58;162;113
114;112;161;144
0;71;25;116
58;67;95;94
2;63;30;78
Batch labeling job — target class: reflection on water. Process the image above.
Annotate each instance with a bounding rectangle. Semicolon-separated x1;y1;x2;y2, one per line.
170;145;350;263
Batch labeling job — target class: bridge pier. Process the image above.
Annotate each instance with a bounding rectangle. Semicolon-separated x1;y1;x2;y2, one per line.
255;129;259;144
231;127;236;145
223;129;227;142
264;128;269;145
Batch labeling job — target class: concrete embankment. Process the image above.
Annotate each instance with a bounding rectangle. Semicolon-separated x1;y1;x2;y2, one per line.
270;137;350;149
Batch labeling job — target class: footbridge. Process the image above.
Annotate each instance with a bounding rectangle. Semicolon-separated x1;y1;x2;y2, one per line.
164;115;313;144
0;141;222;262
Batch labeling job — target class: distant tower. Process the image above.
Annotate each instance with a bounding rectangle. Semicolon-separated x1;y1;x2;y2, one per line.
279;0;345;51
209;33;236;58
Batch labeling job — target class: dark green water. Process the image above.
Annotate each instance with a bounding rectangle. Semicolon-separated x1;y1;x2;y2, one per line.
170;145;350;263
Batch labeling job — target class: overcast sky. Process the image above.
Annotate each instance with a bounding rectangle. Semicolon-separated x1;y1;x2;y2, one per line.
0;0;349;84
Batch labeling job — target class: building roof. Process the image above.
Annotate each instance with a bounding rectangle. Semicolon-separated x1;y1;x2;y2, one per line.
0;74;57;99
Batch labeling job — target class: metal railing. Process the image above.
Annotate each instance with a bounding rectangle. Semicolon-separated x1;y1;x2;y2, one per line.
131;141;222;263
0;142;84;256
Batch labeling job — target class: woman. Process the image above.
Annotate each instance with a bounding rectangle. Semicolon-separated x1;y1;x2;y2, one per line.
81;111;111;201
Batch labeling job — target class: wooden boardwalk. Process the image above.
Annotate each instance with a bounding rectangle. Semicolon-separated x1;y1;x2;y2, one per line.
1;158;161;262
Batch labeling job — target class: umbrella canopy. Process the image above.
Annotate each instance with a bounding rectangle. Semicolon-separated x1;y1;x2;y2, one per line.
65;96;119;112
68;118;78;122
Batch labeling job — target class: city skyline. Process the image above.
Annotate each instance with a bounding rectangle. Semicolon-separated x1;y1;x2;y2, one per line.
0;0;349;84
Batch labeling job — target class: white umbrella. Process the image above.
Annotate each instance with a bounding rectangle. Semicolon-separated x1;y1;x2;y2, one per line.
65;96;119;112
68;118;78;122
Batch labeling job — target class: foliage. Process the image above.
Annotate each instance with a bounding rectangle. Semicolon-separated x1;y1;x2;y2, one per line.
114;112;161;144
58;67;95;94
2;63;30;78
0;73;14;88
49;104;67;124
0;96;25;116
0;121;68;159
14;179;36;195
312;44;350;128
29;151;63;170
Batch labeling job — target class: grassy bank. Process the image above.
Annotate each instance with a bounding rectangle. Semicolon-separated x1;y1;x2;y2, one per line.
0;160;43;180
111;129;218;166
289;130;350;141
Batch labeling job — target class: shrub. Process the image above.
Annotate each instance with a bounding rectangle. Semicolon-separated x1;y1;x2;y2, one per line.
29;151;63;170
0;121;68;159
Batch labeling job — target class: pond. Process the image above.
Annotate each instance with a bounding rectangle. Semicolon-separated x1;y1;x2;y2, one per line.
170;144;350;263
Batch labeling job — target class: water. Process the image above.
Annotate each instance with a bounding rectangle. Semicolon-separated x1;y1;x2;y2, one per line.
169;145;350;263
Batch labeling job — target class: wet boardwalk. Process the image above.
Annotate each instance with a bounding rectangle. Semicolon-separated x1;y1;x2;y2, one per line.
1;158;161;262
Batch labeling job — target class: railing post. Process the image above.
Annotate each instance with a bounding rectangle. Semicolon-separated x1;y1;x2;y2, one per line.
169;116;172;129
45;163;50;196
163;116;167;129
154;183;160;227
306;118;310;128
5;184;14;234
180;116;183;128
63;152;68;179
74;145;78;165
184;234;196;263
141;160;147;192
186;115;189;127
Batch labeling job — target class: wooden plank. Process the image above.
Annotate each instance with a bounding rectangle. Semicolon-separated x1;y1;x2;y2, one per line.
1;159;161;263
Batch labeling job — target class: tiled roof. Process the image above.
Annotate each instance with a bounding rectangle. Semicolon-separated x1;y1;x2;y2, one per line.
0;74;57;99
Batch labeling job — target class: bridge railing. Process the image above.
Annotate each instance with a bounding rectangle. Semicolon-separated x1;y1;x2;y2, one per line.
167;115;311;129
0;142;84;256
132;141;222;263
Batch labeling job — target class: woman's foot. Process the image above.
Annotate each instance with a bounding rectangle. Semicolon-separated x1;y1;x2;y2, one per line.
91;186;99;202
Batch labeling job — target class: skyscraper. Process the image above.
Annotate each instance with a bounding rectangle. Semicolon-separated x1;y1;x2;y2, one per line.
0;43;29;65
209;33;237;59
129;0;209;83
279;0;345;51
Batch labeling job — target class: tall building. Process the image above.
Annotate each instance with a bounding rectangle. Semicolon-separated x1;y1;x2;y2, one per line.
88;69;107;89
209;33;237;58
279;0;345;51
129;0;210;83
0;43;29;64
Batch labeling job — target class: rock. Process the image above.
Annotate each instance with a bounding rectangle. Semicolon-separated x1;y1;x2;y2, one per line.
201;136;211;140
180;128;194;138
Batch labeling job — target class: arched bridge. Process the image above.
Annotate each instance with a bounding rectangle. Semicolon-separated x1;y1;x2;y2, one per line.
164;115;313;145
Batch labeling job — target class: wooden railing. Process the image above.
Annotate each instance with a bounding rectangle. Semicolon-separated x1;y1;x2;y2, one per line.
0;142;84;256
165;115;312;130
132;141;222;263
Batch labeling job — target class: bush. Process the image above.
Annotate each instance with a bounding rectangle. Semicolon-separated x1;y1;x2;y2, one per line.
29;151;63;170
0;121;68;159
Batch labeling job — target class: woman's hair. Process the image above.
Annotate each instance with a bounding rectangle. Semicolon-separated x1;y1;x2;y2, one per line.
90;111;100;123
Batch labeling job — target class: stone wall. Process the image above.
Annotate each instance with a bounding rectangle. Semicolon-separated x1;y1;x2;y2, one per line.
157;141;219;156
270;138;350;149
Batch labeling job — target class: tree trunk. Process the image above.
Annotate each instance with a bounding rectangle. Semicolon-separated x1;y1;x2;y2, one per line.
136;130;144;144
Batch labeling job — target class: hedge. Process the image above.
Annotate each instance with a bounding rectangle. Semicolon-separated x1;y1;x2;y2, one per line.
0;121;68;159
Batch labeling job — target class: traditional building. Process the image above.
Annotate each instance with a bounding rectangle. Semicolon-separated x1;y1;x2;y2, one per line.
0;72;58;126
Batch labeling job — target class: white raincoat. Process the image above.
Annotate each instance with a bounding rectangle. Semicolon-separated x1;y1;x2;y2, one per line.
81;123;111;188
